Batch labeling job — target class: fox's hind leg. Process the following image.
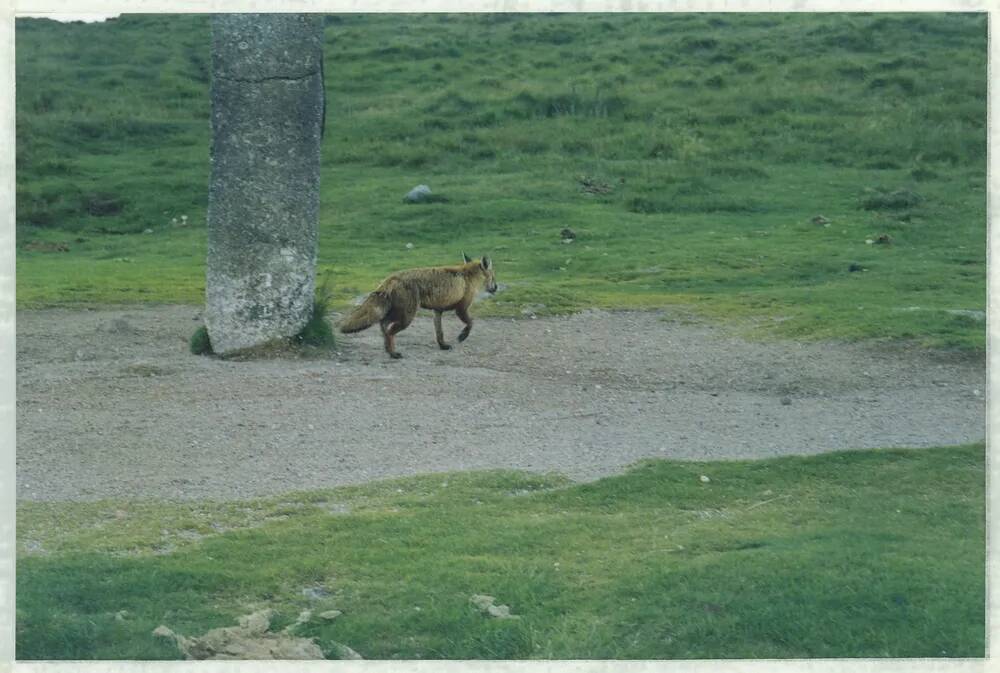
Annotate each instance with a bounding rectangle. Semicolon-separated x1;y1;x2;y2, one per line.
434;310;452;350
382;295;418;359
456;305;473;343
382;321;409;359
379;320;400;359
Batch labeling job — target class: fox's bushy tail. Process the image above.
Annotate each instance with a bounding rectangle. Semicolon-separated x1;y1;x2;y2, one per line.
339;292;390;333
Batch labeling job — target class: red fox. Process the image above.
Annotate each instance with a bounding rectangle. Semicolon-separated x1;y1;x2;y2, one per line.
339;254;498;359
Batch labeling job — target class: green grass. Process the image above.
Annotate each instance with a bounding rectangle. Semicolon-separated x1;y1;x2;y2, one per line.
14;13;986;350
17;444;984;660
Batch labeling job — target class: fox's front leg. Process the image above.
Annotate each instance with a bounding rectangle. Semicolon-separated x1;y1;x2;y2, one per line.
434;310;451;350
456;305;473;343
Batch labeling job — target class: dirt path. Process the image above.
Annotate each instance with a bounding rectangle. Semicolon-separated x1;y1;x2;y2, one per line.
15;305;985;502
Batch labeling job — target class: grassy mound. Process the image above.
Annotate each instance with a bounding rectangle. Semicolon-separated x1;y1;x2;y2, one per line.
16;444;984;660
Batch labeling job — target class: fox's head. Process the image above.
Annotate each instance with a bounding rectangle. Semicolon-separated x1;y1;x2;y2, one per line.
463;252;498;294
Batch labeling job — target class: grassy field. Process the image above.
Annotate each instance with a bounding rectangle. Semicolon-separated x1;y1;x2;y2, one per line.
16;444;985;660
15;13;987;349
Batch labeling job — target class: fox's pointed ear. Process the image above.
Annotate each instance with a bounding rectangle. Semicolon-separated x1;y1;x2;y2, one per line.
462;252;471;263
481;256;492;270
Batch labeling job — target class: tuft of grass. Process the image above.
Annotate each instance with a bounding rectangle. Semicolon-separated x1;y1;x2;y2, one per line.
189;325;212;355
294;282;337;350
16;444;985;660
861;187;925;211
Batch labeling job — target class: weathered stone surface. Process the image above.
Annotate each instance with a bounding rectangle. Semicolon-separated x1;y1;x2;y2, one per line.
153;609;327;660
206;14;325;355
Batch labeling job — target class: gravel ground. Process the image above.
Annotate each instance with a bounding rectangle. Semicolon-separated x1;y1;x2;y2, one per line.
16;305;986;502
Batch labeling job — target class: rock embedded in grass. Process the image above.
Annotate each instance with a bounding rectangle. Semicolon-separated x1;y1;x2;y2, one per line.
331;643;364;660
470;594;495;610
302;585;331;600
470;594;521;620
153;609;325;660
404;184;432;203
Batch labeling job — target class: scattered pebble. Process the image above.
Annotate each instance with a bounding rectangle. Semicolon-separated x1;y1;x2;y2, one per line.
469;594;521;620
302;586;331;601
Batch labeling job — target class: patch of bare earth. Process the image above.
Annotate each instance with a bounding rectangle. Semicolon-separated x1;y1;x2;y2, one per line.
16;305;985;502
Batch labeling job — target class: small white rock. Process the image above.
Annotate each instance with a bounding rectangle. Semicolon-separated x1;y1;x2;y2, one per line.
332;642;364;660
700;475;711;483
405;243;414;249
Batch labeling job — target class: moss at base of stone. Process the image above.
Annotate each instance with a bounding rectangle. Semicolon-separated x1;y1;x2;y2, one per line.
190;326;213;356
294;298;336;349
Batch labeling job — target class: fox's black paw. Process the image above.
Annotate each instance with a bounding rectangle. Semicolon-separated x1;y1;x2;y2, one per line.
389;352;403;359
458;330;470;343
439;343;452;350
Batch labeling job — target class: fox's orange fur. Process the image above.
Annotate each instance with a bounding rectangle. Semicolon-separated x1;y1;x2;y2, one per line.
339;255;498;359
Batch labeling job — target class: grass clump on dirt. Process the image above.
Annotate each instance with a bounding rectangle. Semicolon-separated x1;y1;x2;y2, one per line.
295;282;337;350
16;443;984;660
189;325;213;355
294;299;336;349
14;13;986;351
860;187;925;211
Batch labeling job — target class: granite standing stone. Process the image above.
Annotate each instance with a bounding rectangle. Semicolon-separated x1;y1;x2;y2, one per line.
206;14;325;355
